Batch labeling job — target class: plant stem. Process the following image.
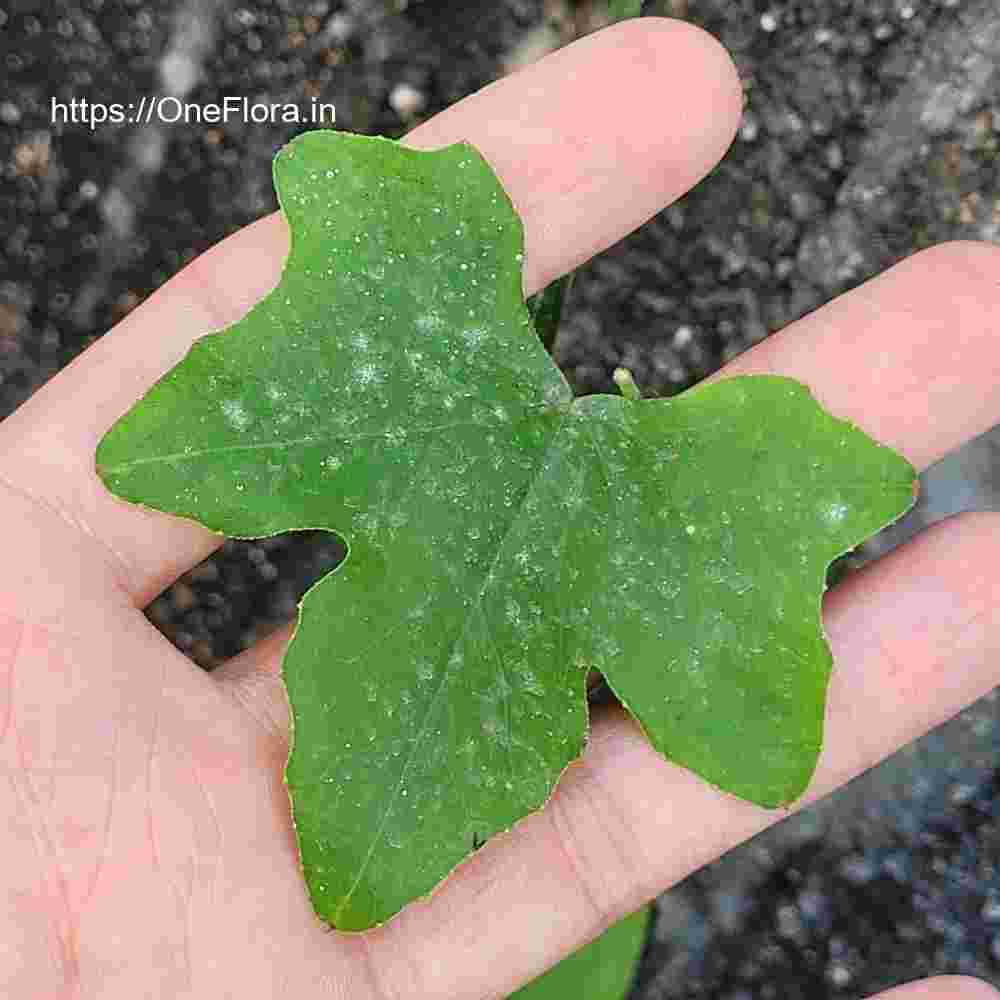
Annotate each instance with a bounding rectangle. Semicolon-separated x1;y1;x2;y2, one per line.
613;367;643;401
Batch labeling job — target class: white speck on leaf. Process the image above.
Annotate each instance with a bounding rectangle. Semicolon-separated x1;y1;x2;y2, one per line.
826;502;848;524
222;399;251;432
354;363;383;387
416;313;444;334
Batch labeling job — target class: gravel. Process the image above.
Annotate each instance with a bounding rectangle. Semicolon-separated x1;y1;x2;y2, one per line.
1;1;997;996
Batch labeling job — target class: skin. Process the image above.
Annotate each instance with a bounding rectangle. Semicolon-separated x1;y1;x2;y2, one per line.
0;17;997;1000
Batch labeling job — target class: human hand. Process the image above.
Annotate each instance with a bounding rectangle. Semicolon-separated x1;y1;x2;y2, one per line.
1;17;997;1000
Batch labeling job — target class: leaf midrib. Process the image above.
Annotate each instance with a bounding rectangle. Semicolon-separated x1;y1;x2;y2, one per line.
99;406;560;475
329;403;579;925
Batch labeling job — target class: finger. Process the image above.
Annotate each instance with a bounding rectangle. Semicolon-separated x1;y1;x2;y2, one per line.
718;240;1000;472
871;979;1000;1000
352;512;1000;999
0;18;743;608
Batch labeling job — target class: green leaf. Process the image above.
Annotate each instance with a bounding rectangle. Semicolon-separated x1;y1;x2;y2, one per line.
96;130;916;931
511;906;650;1000
607;0;643;21
526;272;574;352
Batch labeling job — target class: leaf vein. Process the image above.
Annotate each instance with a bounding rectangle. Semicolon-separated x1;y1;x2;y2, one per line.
101;411;558;475
333;407;575;921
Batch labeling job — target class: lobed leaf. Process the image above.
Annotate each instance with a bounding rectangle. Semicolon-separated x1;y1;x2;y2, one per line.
97;131;916;930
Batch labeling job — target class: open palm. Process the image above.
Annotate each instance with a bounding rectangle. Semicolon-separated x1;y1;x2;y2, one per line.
0;18;997;1000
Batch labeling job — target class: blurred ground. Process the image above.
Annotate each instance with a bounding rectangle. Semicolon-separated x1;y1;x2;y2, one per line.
0;1;998;997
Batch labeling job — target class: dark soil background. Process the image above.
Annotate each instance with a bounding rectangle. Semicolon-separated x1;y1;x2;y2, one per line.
1;1;998;997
